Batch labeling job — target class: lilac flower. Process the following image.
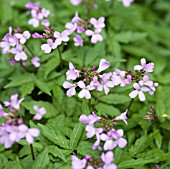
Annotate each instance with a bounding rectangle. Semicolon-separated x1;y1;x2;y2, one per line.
70;0;83;6
4;94;24;110
90;17;105;29
72;155;86;169
90;76;100;87
78;81;95;99
149;82;158;95
139;74;153;87
97;59;110;73
41;39;57;53
32;32;43;38
79;112;99;124
10;45;27;61
92;133;102;150
110;129;127;148
63;82;77;97
73;35;83;46
33;105;46;120
97;73;114;95
115;109;128;125
134;58;154;72
25;2;39;9
101;151;114;165
120;0;134;7
129;83;149;101
100;133;117;150
85;125;103;138
54;30;70;45
86;29;103;44
31;56;40;67
42;19;50;27
66;62;80;80
18;124;40;144
15;31;31;44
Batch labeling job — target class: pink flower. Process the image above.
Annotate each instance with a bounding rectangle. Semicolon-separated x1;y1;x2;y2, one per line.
120;0;134;7
97;59;110;73
101;151;114;165
86;29;103;44
134;58;154;72
15;31;31;44
31;56;40;67
10;45;28;61
63;82;77;97
79;112;99;124
42;19;50;27
4;94;24;110
72;155;86;169
66;62;80;80
32;32;43;38
54;30;70;45
115;109;128;125
33;105;46;120
18;124;40;144
70;0;83;6
41;39;58;53
25;2;39;9
78;81;94;99
73;35;83;46
90;17;105;29
129;83;149;101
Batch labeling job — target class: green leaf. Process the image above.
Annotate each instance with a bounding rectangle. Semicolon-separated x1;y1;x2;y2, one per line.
44;56;60;78
155;132;163;149
38;124;70;149
52;85;64;104
48;145;66;162
99;94;130;105
30;149;49;169
15;157;24;169
118;159;155;169
19;82;34;97
70;123;83;150
95;103;120;117
35;79;51;96
4;74;34;88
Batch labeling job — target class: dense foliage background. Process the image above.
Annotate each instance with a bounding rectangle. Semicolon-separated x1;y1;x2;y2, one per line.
0;0;170;168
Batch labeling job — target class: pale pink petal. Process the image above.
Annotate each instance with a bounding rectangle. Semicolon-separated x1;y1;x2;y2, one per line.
138;91;145;101
129;90;138;98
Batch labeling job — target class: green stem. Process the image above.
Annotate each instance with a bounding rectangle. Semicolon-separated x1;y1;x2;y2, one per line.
57;46;63;69
30;144;35;160
127;98;134;111
24;44;35;56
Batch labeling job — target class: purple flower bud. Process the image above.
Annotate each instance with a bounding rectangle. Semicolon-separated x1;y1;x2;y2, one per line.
91;66;96;71
82;68;86;71
32;32;43;38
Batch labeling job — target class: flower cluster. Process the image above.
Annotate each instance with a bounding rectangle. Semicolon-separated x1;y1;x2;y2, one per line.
72;110;128;169
63;58;158;101
66;12;105;45
70;0;134;8
144;106;158;122
72;151;117;169
25;2;50;28
0;94;46;148
0;27;40;67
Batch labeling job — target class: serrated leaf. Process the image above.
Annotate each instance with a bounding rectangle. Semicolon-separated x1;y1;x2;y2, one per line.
4;74;34;88
70;123;83;150
44;56;60;78
35;79;51;96
30;149;49;169
95;103;120;117
52;85;64;104
48;145;66;162
15;157;24;169
99;94;130;104
38;124;70;149
118;159;155;169
19;82;34;97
